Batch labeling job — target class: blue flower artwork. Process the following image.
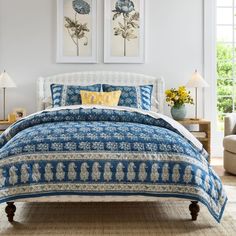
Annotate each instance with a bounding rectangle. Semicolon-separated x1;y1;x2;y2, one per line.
64;0;91;56
112;0;140;56
114;0;135;14
73;0;90;14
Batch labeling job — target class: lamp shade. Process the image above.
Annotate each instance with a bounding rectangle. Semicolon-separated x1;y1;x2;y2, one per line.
186;70;209;88
0;71;16;88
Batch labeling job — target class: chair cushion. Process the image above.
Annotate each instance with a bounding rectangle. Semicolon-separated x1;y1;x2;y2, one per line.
223;135;236;153
224;150;236;175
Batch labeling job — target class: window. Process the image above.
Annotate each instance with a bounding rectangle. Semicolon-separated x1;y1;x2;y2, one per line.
216;0;236;130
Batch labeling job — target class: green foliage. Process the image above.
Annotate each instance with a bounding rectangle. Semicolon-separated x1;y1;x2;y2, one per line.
217;79;233;96
217;44;233;79
217;43;236;123
217;97;233;114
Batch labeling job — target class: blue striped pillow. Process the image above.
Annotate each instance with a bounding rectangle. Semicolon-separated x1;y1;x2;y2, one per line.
51;84;102;107
102;84;153;111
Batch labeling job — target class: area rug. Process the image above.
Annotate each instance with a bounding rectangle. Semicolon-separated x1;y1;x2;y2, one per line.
0;176;235;236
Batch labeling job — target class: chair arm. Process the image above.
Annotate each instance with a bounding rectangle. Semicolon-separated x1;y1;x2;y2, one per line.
224;114;236;136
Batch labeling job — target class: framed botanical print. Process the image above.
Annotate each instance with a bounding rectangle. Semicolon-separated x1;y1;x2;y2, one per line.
57;0;97;63
104;0;145;63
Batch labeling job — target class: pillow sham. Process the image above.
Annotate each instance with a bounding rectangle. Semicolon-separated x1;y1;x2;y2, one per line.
50;84;101;107
42;97;52;109
80;90;122;107
102;84;153;111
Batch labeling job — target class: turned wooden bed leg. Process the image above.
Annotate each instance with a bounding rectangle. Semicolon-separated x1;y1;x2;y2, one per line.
189;201;200;221
5;202;16;223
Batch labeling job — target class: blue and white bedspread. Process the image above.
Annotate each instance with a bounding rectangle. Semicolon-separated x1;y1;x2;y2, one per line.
0;106;227;222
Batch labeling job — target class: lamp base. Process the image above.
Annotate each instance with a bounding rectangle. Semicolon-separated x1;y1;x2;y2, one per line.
190;118;201;121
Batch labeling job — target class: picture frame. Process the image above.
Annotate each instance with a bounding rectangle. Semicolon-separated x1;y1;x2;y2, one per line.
13;108;27;121
104;0;145;64
57;0;97;63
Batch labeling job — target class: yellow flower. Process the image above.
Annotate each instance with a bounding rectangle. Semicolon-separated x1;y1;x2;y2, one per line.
165;86;193;107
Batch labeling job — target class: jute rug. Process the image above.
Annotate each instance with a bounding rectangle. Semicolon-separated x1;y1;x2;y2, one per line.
0;176;235;236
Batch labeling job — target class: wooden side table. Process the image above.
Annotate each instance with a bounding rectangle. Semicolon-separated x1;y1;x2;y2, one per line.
178;119;211;162
0;120;14;134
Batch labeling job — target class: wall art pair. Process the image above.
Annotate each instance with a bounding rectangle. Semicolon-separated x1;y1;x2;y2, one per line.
57;0;145;64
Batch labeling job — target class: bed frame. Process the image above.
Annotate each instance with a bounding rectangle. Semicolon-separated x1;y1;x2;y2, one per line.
37;71;164;112
5;71;200;222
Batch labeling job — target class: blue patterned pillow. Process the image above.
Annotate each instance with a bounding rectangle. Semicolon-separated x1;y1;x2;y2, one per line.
51;84;102;107
102;84;153;111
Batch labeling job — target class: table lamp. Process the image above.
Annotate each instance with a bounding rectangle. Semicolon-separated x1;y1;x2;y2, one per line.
0;71;16;121
186;70;209;120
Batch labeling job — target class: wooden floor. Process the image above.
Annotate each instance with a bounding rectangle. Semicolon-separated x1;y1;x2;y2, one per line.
211;157;232;177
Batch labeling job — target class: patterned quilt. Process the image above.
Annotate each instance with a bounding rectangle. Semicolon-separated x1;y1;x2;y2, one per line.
0;106;227;222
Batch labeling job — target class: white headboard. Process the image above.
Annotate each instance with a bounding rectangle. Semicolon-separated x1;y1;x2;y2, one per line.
37;71;164;112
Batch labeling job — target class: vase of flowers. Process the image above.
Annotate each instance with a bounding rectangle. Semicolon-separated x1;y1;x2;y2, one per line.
165;86;194;120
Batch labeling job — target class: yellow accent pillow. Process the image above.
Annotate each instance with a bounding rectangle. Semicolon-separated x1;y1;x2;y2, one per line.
80;90;122;106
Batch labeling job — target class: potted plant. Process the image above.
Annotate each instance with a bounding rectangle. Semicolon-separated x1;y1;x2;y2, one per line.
165;86;194;120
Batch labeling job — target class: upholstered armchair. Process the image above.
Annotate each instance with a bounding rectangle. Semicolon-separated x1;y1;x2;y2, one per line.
223;113;236;175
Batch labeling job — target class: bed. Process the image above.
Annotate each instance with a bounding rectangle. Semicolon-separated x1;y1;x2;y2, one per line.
0;71;227;223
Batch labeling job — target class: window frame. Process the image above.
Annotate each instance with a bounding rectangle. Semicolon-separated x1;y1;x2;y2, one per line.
204;0;225;156
204;0;217;126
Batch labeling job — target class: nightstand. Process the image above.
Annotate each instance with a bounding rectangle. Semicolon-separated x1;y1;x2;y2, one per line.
178;119;211;162
0;120;14;134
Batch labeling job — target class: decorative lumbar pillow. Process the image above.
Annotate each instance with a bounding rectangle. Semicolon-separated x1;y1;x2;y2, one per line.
80;90;122;107
102;84;153;111
50;84;101;107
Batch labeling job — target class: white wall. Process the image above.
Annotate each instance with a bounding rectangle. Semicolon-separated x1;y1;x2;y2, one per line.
0;0;204;116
